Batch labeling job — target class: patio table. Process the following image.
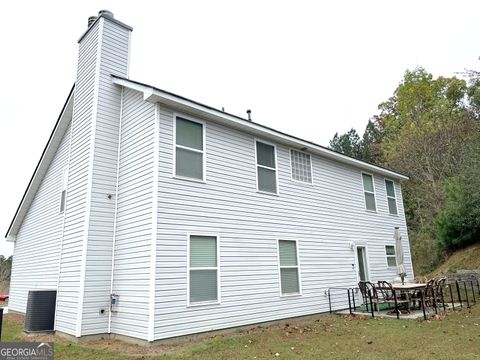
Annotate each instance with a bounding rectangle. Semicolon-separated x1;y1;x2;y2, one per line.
392;283;426;313
392;283;426;290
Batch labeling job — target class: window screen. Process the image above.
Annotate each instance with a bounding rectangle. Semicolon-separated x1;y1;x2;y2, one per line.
278;240;300;295
189;235;218;303
385;179;398;215
256;141;277;193
175;117;204;180
385;245;396;267
362;173;376;211
59;168;68;213
290;150;312;183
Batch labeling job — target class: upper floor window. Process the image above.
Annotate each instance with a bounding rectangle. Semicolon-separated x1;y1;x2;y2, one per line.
385;245;396;267
385;179;398;215
175;117;205;181
362;173;376;211
256;140;278;194
290;149;312;183
188;235;219;305
278;240;301;296
59;167;68;213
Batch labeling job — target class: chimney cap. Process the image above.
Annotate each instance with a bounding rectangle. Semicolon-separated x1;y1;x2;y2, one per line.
98;10;114;18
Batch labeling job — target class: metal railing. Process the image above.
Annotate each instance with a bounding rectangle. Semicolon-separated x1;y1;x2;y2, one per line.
327;278;480;321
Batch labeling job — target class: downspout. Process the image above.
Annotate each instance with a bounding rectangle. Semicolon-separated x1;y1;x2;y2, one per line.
148;103;160;342
108;86;125;334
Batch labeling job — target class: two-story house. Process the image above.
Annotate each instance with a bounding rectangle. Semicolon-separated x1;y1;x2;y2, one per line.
5;10;412;343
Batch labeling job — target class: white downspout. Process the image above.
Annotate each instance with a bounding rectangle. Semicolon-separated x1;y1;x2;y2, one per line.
108;86;125;334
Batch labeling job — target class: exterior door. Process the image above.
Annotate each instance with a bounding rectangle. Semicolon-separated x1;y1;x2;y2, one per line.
356;246;368;281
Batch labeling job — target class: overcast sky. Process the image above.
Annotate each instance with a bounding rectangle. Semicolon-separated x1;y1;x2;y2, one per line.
1;0;479;256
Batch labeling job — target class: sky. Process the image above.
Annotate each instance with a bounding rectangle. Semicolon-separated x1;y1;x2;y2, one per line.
0;0;479;256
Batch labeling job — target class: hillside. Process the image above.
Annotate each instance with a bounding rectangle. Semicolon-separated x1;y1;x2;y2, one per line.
429;242;480;277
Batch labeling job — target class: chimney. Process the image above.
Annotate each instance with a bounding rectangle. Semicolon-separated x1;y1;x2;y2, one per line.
56;10;133;338
246;109;252;121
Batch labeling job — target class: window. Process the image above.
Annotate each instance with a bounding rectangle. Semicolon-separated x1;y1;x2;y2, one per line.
290;149;312;183
175;117;205;181
59;168;68;213
385;179;398;215
188;235;219;305
362;173;376;211
256;141;277;193
278;240;301;295
385;245;396;267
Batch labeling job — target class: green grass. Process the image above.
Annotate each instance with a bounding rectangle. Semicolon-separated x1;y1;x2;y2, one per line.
3;306;480;359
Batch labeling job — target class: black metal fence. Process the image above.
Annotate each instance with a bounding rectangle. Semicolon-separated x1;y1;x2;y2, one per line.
327;278;480;321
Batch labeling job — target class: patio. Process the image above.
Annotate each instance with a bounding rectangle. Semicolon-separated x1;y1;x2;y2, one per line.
328;277;480;321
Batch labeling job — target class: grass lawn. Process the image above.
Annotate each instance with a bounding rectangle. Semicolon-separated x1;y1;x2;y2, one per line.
2;306;480;359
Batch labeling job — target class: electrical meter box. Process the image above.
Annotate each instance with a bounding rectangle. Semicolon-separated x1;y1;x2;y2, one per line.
110;294;119;312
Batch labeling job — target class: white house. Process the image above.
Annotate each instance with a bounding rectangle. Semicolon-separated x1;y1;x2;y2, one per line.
6;10;413;343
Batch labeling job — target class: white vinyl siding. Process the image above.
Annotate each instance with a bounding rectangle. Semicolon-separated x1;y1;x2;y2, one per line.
174;117;205;181
188;235;219;305
278;240;301;295
80;17;131;336
385;245;396;267
362;173;376;211
109;88;155;340
8;123;71;315
385;179;398;215
256;140;278;193
154;106;412;341
290;150;312;183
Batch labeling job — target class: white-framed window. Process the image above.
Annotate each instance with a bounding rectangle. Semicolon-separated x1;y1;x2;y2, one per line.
187;235;220;305
361;173;376;212
385;179;398;215
290;149;313;183
385;245;396;267
174;116;205;181
256;140;278;194
277;240;301;296
59;167;68;213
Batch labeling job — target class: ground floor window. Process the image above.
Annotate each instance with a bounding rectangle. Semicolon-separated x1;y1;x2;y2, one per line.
385;245;396;267
188;235;219;305
278;240;301;295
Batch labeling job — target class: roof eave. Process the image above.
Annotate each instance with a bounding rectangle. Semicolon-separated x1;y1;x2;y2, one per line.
112;76;409;181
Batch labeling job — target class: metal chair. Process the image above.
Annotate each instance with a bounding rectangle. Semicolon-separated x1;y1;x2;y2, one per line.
358;281;380;313
378;281;410;313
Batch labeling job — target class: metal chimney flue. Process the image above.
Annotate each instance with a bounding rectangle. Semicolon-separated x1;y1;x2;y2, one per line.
247;109;252;121
87;16;97;27
98;10;114;18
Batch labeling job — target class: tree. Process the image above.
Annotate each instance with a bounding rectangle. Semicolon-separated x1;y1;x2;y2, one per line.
436;138;480;250
371;67;478;272
0;255;12;292
329;128;362;159
360;120;383;164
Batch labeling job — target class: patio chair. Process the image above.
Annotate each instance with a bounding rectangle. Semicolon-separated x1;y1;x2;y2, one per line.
434;278;447;308
409;278;436;310
377;281;410;313
358;281;380;313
